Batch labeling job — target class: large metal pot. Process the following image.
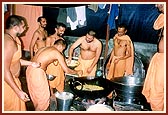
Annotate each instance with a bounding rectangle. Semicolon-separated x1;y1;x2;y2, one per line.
69;76;113;99
103;53;147;105
110;76;147;105
111;76;145;96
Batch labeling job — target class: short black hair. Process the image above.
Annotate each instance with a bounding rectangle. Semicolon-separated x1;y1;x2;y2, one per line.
37;16;46;22
118;23;128;30
54;39;67;47
6;15;26;29
56;22;66;29
87;30;96;37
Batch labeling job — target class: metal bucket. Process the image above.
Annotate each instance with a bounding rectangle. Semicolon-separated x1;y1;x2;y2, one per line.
55;91;74;111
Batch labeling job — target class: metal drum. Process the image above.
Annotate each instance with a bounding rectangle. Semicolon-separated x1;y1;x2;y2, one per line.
103;52;148;106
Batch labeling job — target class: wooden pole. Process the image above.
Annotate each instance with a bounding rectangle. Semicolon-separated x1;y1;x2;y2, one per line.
104;24;110;60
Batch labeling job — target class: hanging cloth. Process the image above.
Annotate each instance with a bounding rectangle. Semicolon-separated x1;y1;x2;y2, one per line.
66;6;86;30
88;4;98;12
107;4;119;30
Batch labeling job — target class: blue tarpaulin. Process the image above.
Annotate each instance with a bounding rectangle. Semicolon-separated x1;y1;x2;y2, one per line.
43;4;161;44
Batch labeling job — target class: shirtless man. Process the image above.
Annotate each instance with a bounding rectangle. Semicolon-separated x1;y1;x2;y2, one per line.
26;42;82;111
46;22;66;47
29;16;48;59
4;15;40;111
106;24;134;80
46;39;67;96
68;30;102;77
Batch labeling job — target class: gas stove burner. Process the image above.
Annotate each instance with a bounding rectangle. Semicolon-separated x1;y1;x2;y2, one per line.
113;101;143;111
71;96;108;111
114;96;143;105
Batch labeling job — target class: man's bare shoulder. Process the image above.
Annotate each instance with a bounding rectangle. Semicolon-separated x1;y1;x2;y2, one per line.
32;29;41;37
94;38;102;45
46;35;55;39
4;34;16;46
4;35;17;52
76;36;85;42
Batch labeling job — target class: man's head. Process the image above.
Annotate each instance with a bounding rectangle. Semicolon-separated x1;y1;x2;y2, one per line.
156;4;164;13
6;15;27;36
55;22;66;37
85;30;96;43
37;16;47;28
53;39;67;53
117;24;127;37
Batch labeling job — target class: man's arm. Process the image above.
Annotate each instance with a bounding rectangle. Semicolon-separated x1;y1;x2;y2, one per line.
56;51;82;76
116;40;132;62
29;31;39;59
4;39;29;102
45;36;51;47
20;59;40;67
68;36;83;61
88;40;102;73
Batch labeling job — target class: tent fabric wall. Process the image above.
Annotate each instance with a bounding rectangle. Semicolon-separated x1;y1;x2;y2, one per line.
43;5;109;39
118;4;160;44
14;4;42;51
12;4;162;52
43;4;161;44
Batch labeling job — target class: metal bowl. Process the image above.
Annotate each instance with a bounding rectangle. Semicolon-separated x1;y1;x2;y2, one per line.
66;59;80;69
46;74;56;81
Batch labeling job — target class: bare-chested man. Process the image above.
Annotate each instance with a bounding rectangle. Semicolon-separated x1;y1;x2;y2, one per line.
68;30;102;77
106;24;134;80
26;41;82;111
29;16;48;59
46;22;66;47
4;15;40;111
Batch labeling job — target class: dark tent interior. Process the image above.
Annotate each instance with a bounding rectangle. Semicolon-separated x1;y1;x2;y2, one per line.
38;4;161;44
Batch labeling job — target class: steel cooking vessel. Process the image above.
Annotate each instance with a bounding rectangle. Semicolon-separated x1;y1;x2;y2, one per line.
69;76;113;99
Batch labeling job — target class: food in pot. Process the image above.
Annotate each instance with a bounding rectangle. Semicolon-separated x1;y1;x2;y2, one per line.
66;59;80;69
76;83;104;91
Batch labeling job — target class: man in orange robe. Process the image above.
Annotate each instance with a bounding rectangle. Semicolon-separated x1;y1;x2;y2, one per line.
4;15;40;111
106;24;134;80
68;30;102;77
26;39;82;111
142;4;164;111
46;39;67;95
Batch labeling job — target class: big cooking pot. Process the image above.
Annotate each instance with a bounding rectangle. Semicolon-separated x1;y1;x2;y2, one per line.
110;76;145;97
69;76;113;99
103;53;146;104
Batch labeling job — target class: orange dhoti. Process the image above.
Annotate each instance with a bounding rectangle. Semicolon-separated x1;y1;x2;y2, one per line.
107;35;134;80
75;55;97;77
46;61;65;92
142;53;164;111
107;56;126;80
4;77;26;111
26;66;50;111
4;37;26;111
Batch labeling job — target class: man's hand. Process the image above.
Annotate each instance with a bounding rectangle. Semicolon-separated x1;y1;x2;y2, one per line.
18;90;30;102
31;62;41;68
77;70;83;77
87;67;93;74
